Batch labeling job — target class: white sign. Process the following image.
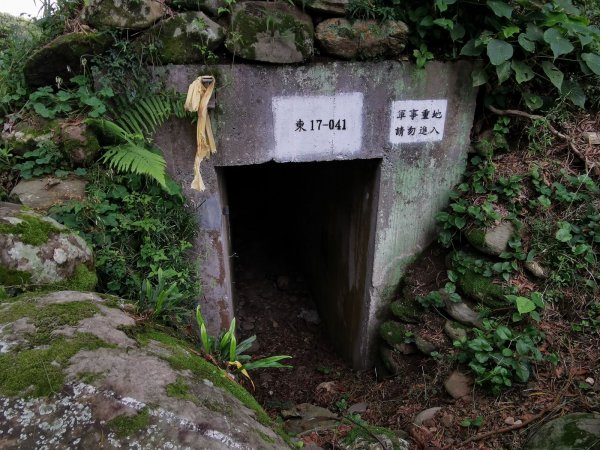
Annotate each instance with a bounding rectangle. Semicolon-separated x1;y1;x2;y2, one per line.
272;93;363;159
389;99;447;144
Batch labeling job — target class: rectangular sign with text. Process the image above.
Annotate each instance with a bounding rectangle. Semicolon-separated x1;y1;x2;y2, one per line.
389;99;447;144
272;93;363;159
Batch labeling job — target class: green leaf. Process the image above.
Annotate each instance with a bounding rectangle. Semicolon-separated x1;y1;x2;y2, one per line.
526;24;544;42
581;53;600;76
517;33;535;52
524;93;543;110
487;39;513;66
511;60;534;84
516;296;536;314
450;23;465;41
435;0;457;12
541;61;564;91
433;18;454;30
514;362;530;382
543;28;574;59
555;227;572;242
496;61;512;84
501;26;520;39
487;1;513;18
461;38;484;56
562;80;586;108
472;67;489;87
496;326;512;340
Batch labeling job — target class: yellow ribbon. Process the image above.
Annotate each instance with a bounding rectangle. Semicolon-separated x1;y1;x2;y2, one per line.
184;76;216;191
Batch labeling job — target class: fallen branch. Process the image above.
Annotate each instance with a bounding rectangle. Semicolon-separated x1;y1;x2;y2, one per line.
487;105;600;177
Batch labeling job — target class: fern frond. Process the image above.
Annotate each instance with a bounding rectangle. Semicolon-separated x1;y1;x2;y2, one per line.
101;143;167;187
86;118;135;143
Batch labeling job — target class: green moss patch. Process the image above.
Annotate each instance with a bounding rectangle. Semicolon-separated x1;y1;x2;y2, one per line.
0;333;111;397
465;228;486;248
389;301;420;323
107;407;151;438
0;213;62;245
51;264;98;291
0;298;100;344
166;377;192;400
0;265;32;286
457;269;507;307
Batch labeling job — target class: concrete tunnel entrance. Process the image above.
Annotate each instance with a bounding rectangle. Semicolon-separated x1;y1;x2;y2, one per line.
218;159;381;365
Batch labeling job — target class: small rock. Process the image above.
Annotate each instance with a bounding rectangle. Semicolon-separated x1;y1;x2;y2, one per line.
524;260;548;279
504;416;515;425
444;371;472;399
282;403;339;435
586;377;595;386
240;321;254;331
397;343;418;355
59;120;100;167
11;177;87;212
306;0;348;15
379;321;408;347
390;301;420;323
316;18;408;59
347;402;368;415
466;221;515;256
166;0;224;16
316;381;338;394
444;321;467;342
414;407;442;426
380;347;402;376
298;308;320;325
514;419;523;426
414;335;437;356
442;293;483;329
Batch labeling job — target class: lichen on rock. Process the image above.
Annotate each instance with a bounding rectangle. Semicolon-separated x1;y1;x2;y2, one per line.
81;0;168;30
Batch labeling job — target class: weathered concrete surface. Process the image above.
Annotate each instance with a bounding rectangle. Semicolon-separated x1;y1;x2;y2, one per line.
154;61;477;368
0;291;287;449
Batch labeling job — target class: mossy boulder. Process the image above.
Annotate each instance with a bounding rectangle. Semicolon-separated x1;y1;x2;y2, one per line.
0;203;95;290
10;177;87;212
23;32;112;87
166;0;224;16
465;221;515;256
315;18;408;59
135;11;225;64
0;291;286;448
226;1;314;63
59;120;101;167
524;413;600;450
81;0;168;30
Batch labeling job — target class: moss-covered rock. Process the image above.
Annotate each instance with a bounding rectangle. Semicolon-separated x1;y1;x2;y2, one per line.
0;291;287;448
0;117;55;156
465;221;515;256
226;1;314;63
524;413;600;450
379;320;409;348
81;0;167;30
23;32;112;87
59;120;101;167
304;0;348;15
135;11;225;64
390;300;420;323
456;269;507;307
315;18;408;59
166;0;224;16
0;203;95;289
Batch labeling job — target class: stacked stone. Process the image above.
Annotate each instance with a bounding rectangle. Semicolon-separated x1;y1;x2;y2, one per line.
23;0;410;87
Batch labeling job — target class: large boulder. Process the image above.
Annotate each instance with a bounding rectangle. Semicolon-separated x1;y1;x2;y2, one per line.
524;413;600;450
10;177;87;211
23;32;112;87
0;203;95;290
226;1;314;63
135;11;225;64
315;18;408;59
0;291;286;449
81;0;168;30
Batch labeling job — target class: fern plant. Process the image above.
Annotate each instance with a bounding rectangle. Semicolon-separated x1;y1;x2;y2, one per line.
110;92;190;137
87;118;168;188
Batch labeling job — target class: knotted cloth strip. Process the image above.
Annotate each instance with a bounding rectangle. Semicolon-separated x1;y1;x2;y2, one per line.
184;75;216;191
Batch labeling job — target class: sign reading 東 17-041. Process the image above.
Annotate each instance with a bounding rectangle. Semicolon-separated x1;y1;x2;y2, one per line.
272;93;363;159
389;99;448;144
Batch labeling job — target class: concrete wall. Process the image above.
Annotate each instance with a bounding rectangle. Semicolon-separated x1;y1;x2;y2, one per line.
154;60;478;368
